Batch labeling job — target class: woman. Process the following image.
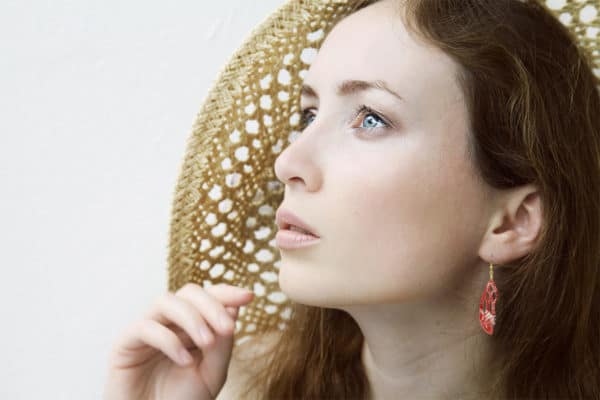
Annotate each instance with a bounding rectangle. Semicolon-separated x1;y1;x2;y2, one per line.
105;0;600;398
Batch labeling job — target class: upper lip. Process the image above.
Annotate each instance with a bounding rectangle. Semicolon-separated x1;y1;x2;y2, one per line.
276;208;320;238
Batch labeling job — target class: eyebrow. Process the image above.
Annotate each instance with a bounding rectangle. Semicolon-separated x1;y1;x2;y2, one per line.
300;79;405;103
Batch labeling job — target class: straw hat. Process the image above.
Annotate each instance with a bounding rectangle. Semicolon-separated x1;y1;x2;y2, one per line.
167;0;600;347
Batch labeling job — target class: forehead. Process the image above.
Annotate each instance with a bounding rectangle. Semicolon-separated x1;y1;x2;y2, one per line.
303;1;461;107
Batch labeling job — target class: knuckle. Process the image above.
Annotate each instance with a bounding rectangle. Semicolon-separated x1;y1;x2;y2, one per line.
138;318;155;339
176;282;200;296
146;292;173;317
128;318;146;334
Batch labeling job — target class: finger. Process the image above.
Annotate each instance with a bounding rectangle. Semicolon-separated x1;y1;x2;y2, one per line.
197;305;243;378
166;319;203;350
174;283;253;337
187;282;255;307
165;307;238;352
145;292;216;349
135;318;194;366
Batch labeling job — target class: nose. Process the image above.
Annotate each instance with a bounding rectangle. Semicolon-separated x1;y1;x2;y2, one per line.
273;132;323;192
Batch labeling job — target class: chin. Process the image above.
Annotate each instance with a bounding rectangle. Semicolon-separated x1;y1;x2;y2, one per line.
278;266;352;308
276;259;328;306
277;258;307;301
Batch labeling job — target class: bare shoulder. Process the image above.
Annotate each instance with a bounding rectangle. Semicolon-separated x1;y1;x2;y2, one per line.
215;330;282;400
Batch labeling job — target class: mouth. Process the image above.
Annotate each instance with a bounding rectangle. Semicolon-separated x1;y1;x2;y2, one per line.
275;208;321;238
275;223;321;250
281;223;319;237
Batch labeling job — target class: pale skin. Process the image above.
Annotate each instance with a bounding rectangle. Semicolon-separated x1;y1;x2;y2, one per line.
104;283;255;399
104;1;543;399
273;0;542;399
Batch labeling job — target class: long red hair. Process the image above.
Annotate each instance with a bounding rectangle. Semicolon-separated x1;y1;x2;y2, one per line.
236;1;600;398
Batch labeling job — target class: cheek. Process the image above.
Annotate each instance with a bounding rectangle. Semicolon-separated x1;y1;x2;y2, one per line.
322;140;486;299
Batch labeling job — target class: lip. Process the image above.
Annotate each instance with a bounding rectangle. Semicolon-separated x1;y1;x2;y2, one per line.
275;230;321;249
275;208;320;238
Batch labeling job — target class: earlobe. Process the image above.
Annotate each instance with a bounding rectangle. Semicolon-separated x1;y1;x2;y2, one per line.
478;184;543;265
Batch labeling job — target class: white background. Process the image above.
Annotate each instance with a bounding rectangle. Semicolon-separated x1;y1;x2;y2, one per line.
0;1;286;398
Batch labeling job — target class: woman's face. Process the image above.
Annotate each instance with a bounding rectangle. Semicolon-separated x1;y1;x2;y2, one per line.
273;0;492;307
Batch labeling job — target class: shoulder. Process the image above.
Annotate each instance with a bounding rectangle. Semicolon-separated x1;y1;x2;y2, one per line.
216;330;281;400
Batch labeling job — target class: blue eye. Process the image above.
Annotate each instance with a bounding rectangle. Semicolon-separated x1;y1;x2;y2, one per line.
358;108;388;129
300;105;391;134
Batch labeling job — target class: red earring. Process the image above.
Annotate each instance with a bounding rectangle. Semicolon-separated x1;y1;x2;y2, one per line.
479;262;498;335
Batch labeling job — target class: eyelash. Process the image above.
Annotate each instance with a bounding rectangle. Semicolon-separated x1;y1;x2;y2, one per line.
299;104;392;134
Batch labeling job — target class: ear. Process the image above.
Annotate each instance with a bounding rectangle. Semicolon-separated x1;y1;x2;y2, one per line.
478;184;543;265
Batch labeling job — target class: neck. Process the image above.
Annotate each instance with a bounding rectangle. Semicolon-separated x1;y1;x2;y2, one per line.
341;265;500;399
360;326;495;399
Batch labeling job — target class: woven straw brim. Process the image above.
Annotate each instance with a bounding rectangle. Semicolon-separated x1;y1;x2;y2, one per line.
167;0;600;347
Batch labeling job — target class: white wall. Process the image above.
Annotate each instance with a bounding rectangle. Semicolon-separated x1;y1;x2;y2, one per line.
0;1;286;398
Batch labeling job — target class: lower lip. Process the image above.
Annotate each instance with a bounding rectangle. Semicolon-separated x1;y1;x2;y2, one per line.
275;229;321;249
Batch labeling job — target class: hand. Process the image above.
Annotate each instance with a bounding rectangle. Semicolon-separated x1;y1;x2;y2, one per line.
104;283;255;400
